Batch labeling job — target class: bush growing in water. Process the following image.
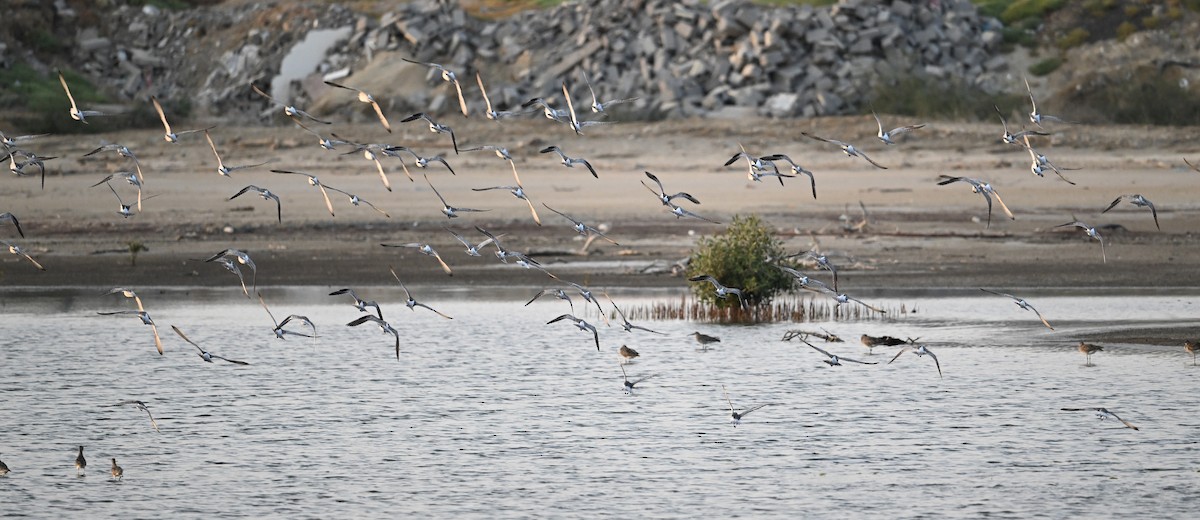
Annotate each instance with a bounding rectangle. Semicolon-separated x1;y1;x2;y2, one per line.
686;215;794;308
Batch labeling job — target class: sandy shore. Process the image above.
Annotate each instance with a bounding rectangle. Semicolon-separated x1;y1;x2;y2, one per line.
3;115;1200;290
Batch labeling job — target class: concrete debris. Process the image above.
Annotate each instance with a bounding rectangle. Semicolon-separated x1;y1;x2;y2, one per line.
38;0;1010;120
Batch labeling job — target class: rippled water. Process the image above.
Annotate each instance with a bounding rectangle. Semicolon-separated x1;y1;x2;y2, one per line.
1;289;1197;518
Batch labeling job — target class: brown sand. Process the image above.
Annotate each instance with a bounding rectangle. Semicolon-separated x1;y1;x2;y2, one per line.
3;115;1200;290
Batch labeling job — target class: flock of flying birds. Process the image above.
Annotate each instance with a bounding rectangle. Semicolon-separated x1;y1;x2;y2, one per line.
5;58;1195;477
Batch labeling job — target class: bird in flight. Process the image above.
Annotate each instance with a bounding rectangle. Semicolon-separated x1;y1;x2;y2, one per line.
872;110;925;145
390;267;452;319
722;385;769;426
228;185;282;223
801;338;877;366
620;363;657;394
172;325;250;364
888;343;942;379
1061;407;1139;430
546;313;601;351
114;399;161;432
402;58;470;117
980;288;1054;330
802;131;887;169
1101;194;1159;231
324;80;392;132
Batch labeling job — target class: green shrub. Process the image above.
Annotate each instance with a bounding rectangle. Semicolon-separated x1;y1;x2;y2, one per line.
1056;27;1090;49
1116;21;1138;41
869;71;1026;122
1066;71;1200;125
1000;0;1066;25
686;215;793;308
1028;56;1063;76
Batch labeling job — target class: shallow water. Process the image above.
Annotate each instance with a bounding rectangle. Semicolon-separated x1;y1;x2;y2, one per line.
1;289;1197;518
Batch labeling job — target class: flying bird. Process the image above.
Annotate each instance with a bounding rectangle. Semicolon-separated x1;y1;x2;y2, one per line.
399;112;457;154
980;288;1054;330
642;171;701;207
582;71;639;114
936;175;1015;228
446;227;498;257
324;80;392;132
114;399;161;432
380;242;453;275
872;110;925;145
539;145;598;178
1025;76;1073;128
329;288;383;319
688;274;746;307
542;203;618;245
250;83;331;124
347;315;401;361
271;169;336;217
258;292;316;339
888;343;942;379
722;385;769;426
1054;221;1105;263
402;58;469;117
97;310;164;355
324;185;391;217
476;73;530;120
606;294;664;335
1101;194;1159;230
228;185;281;223
0;212;24;238
801;338;877;366
1060;407;1139;430
390;267;452;319
760;154;817;199
1;239;45;271
205;130;272;176
426;174;488;219
546;313;601;351
205;249;256;291
59;71;106;123
802;132;887;169
172;325;250;365
151;96;211;143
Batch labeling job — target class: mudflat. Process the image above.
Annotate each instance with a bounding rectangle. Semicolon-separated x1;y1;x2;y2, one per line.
3;115;1199;291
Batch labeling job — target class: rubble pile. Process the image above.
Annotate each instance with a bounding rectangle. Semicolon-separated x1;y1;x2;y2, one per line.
44;0;1007;120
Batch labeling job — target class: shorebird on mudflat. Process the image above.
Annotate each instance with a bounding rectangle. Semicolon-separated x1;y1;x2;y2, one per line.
75;446;86;475
1185;340;1198;365
0;456;8;475
859;334;908;355
540;145;598;178
688;274;746;307
402;58;469;117
980;288;1054;330
329;288;383;319
546;313;601;351
476;73;531;121
723;385;769;426
324;185;391;218
692;331;721;350
258;292;316;339
205;130;271;177
115;399;160;432
618;345;640;364
620;364;656;394
250;83;330;124
995;105;1049;145
936;175;1015;228
380;242;453;276
228;185;281;223
400;112;458;154
1101;194;1159;230
324;80;392;132
642;171;701;207
172;325;250;364
2;239;45;271
802;132;887;169
582;71;639;114
426;174;488;220
1025;76;1073;128
888;343;942;379
97;310;164;355
1060;407;1138;430
347;315;401;361
1;211;25;238
390;267;452;319
1077;341;1103;366
59;71;106;123
271;169;336;217
205;249;256;291
1054;220;1105;263
872;110;925;145
110;458;123;481
151;96;211;143
542;203;618;245
801;338;877;366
